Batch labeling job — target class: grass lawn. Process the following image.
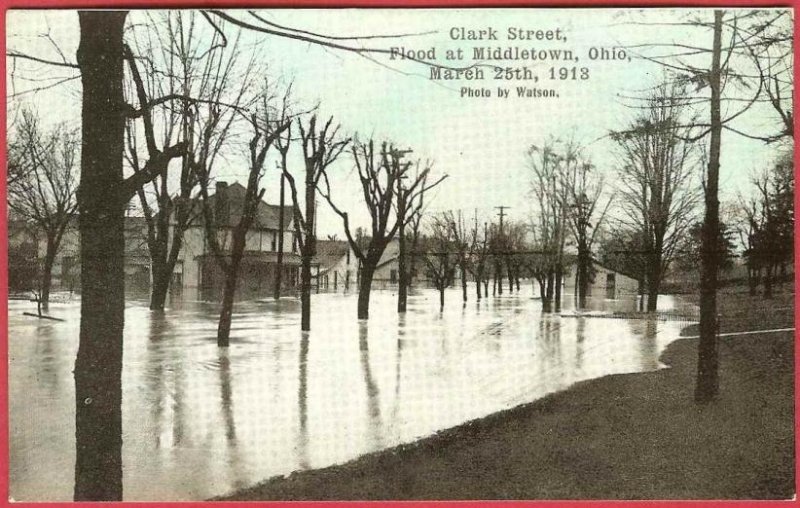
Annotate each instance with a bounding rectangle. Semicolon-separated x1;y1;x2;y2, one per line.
219;288;795;500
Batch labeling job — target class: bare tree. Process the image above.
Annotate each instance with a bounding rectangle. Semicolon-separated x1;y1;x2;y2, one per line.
563;158;613;308
278;114;349;331
526;138;570;312
124;12;253;311
199;83;291;347
423;214;457;311
467;215;491;301
396;161;436;313
444;210;475;305
624;9;793;403
8;109;79;309
504;222;528;293
406;208;425;293
5;10;458;500
611;79;700;312
738;153;794;298
319;140;444;319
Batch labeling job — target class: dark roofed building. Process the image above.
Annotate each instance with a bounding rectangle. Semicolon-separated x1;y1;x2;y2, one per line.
179;181;302;300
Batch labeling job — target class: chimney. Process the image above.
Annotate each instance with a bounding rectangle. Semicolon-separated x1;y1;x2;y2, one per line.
214;181;230;226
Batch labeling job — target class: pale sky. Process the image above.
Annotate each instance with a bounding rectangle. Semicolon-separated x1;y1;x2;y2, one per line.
6;8;793;236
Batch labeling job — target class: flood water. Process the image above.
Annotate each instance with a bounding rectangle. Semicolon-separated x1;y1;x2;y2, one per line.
9;289;694;501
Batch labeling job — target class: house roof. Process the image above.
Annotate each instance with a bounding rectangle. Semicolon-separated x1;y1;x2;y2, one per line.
589;256;640;281
314;240;350;272
204;182;294;231
375;239;401;269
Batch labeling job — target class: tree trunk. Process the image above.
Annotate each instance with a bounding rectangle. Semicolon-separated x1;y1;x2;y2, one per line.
507;265;514;293
543;270;554;313
475;274;482;300
41;238;56;310
483;279;489;297
357;263;376;319
763;263;773;299
747;265;756;296
397;223;407;313
439;286;445;311
217;262;240;348
300;249;312;330
73;11;128;501
577;247;588;309
638;277;645;312
217;227;247;347
647;261;661;312
274;173;285;300
460;265;467;303
646;242;663;312
495;261;503;296
554;267;563;313
149;261;171;311
695;9;723;404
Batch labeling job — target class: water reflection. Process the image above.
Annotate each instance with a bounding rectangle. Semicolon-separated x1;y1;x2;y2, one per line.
297;331;310;469
359;322;383;450
575;317;586;372
219;350;236;444
9;289;692;501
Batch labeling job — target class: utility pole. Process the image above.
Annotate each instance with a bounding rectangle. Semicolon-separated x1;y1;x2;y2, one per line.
495;205;510;233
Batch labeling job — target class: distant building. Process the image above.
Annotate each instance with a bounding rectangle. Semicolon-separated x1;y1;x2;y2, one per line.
563;259;639;299
312;239;356;291
8;181;303;301
180;181;301;300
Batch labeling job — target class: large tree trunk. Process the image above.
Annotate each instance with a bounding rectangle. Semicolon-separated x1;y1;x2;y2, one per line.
217;227;247;347
763;263;773;299
695;9;723;404
577;246;589;309
638;277;646;312
41;237;57;310
73;11;128;501
300;249;312;331
357;262;376;320
149;260;171;311
216;263;239;348
646;241;663;312
300;170;317;329
397;224;408;313
554;266;563;313
543;270;554;313
460;265;467;303
149;223;185;311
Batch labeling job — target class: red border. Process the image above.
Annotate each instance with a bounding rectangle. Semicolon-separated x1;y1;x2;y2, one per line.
0;2;798;508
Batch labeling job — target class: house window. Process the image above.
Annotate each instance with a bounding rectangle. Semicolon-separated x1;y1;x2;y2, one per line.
271;231;277;252
390;269;398;284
